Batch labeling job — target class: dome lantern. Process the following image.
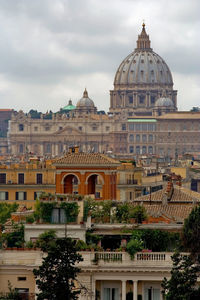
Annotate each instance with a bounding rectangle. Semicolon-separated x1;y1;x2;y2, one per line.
136;23;152;51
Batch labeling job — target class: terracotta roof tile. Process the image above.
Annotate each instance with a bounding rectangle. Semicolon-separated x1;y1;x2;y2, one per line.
142;204;194;222
53;153;120;166
134;185;200;203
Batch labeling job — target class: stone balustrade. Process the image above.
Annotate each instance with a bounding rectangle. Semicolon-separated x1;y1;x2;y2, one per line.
1;249;188;269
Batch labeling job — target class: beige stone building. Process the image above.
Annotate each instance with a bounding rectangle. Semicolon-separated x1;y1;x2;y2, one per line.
0;248;191;300
6;24;200;159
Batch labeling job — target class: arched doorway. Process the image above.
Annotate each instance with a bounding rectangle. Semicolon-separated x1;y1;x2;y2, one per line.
87;174;103;199
64;174;79;194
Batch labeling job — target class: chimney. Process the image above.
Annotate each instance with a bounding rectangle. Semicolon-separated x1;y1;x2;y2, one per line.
165;180;174;201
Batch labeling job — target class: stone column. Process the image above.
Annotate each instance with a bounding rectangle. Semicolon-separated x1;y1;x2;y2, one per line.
91;276;96;300
135;93;138;107
133;281;138;300
122;280;126;300
40;143;44;156
55;144;59;156
147;92;150;108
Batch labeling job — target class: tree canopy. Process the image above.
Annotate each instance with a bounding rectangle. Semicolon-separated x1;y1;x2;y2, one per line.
162;252;200;300
182;206;200;257
33;237;83;300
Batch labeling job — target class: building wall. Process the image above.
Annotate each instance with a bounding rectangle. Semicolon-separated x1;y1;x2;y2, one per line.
0;162;55;208
0;250;185;300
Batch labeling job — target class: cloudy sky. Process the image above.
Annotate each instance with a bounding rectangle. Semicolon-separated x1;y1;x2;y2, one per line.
0;0;199;113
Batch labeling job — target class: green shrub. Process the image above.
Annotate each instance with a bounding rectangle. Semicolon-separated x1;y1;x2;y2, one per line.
0;203;19;224
60;202;79;222
130;205;147;223
35;230;56;251
26;215;35;224
126;238;143;259
76;239;87;251
25;240;34;249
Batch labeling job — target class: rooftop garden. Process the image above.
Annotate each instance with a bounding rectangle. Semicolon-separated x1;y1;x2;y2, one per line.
83;198;147;224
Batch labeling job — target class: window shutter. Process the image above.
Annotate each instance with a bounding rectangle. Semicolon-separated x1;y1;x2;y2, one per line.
6;192;9;200
16;192;18;200
24;192;27;200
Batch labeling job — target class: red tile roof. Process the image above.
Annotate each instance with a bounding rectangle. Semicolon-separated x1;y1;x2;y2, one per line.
53;153;120;167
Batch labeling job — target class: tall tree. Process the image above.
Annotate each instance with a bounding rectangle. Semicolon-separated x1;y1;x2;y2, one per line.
162;252;200;300
182;206;200;258
33;238;83;300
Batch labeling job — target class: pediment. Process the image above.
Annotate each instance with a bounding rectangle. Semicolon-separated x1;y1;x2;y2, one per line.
54;126;81;135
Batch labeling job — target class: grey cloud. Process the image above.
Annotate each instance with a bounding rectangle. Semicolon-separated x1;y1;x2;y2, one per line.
0;0;199;112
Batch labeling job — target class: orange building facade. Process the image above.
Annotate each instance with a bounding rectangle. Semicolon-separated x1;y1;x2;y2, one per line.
54;149;120;200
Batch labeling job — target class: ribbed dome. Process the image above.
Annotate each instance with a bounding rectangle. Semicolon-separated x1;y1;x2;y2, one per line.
155;97;174;107
114;24;173;86
76;89;95;108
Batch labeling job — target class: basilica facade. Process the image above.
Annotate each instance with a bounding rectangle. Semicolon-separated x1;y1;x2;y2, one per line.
7;24;200;158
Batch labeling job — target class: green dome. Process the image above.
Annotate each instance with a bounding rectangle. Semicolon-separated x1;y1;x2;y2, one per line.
62;100;76;111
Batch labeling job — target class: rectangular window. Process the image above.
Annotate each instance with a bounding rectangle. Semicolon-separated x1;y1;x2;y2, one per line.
34;127;38;131
129;146;134;153
0;173;6;184
103;288;119;300
19;124;24;131
18;277;26;281
78;126;82;131
135;123;141;131
129;123;134;131
142;123;147;131
19;144;24;153
51;208;66;224
142;135;147;142
18;173;24;184
148;123;156;131
148;134;153;142
106;126;110;131
122;124;126;131
34;191;42;200
0;191;8;200
136;134;140;142
139;95;145;104
16;192;27;200
36;173;43;184
129;134;134;142
129;96;133;104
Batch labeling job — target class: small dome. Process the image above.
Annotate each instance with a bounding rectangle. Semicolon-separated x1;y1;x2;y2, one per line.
63;99;76;111
155;97;174;107
76;89;95;108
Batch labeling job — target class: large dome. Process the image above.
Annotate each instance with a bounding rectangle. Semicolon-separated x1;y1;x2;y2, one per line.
109;24;177;115
114;24;173;86
114;51;173;86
